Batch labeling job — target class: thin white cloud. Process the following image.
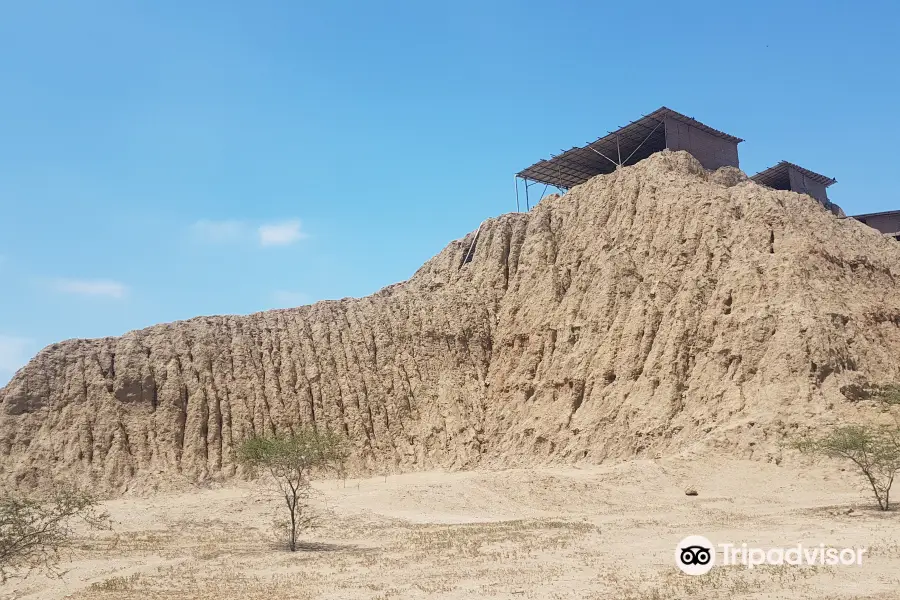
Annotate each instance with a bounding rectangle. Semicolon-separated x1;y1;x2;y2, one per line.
272;290;311;307
190;219;247;243
52;278;128;299
190;219;309;247
258;220;307;247
0;335;32;376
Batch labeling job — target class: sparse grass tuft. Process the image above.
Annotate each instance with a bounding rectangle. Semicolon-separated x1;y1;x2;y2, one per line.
89;572;141;592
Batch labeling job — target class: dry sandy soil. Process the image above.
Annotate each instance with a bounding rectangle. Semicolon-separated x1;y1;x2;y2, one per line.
4;458;900;600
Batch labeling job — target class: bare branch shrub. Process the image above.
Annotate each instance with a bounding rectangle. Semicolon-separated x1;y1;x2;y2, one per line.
0;485;108;582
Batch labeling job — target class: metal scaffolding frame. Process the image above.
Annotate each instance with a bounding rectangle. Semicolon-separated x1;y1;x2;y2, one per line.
514;176;560;212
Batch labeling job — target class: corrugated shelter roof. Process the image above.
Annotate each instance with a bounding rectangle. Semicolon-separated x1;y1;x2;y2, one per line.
751;161;836;189
851;209;900;239
850;209;900;220
516;106;743;189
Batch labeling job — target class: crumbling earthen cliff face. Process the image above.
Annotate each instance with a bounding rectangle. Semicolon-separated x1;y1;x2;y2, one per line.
3;150;900;491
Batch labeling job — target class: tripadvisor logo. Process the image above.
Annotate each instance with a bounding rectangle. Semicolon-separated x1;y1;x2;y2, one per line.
675;536;867;575
675;535;715;575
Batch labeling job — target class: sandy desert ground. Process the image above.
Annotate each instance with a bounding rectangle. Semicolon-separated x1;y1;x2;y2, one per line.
4;457;900;600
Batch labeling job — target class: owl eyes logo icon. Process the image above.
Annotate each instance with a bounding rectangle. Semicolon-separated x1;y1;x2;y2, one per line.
675;535;715;575
680;545;711;565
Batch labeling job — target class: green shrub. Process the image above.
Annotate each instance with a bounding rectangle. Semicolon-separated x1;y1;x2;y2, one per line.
794;386;900;511
238;429;347;551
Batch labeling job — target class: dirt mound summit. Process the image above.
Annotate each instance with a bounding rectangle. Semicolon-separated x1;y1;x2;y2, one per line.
3;150;900;491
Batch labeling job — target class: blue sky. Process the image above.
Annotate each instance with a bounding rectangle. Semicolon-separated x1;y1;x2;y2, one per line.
1;0;899;384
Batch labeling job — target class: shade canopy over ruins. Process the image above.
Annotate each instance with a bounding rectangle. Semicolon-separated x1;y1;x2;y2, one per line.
516;107;743;191
751;161;836;203
851;209;900;240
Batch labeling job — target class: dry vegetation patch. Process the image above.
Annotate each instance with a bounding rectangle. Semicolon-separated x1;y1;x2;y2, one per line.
4;461;900;599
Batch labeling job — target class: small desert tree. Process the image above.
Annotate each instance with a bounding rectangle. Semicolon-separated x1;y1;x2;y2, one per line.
794;423;900;511
0;486;108;583
794;384;900;511
238;428;347;551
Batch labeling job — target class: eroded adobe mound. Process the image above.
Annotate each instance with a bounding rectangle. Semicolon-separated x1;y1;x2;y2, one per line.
3;151;899;491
